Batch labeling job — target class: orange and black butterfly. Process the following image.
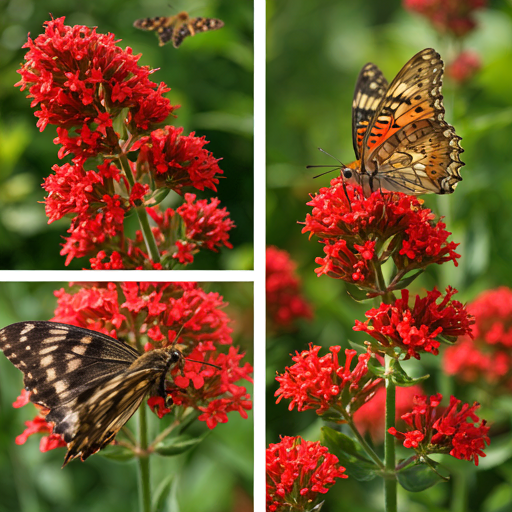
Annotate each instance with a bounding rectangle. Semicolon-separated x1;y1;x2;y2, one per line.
338;48;464;196
133;11;224;48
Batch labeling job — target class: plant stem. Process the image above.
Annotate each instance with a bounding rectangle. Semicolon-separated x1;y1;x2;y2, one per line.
384;354;397;512
345;416;385;470
118;153;161;264
137;405;151;512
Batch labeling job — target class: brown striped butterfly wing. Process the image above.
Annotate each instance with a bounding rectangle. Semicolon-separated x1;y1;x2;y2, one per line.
133;12;224;48
351;48;464;195
0;321;181;465
352;63;389;159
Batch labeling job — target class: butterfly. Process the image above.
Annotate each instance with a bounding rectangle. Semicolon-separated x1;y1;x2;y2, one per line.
133;11;224;48
338;48;464;196
0;321;212;466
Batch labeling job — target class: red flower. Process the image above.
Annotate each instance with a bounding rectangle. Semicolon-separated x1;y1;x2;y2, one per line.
389;393;490;466
275;344;383;416
266;246;313;330
303;180;460;289
13;282;252;454
16;18;231;270
443;287;512;391
176;193;235;251
353;385;424;442
63;195;234;269
266;436;347;512
13;389;31;408
134;126;223;193
403;0;486;37
354;287;474;360
15;17;174;135
447;51;482;84
314;238;377;287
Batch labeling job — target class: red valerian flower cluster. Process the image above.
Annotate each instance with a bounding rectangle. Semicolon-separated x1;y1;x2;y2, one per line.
13;282;253;451
275;344;383;416
86;197;235;270
266;436;348;512
446;50;482;84
389;393;490;466
266;246;313;330
353;385;423;442
444;287;512;391
354;287;474;360
15;17;234;268
403;0;486;37
302;179;460;292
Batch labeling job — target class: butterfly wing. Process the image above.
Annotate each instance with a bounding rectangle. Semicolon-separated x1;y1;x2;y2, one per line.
359;48;464;194
0;321;143;462
172;17;225;48
63;368;156;465
352;63;389;159
0;321;139;408
133;15;179;46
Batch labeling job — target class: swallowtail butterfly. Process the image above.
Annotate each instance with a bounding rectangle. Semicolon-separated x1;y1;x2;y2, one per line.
0;321;202;466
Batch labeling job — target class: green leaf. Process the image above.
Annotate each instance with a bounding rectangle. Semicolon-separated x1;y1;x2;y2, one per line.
150;188;171;207
390;359;429;387
367;357;386;377
98;444;135;462
154;433;209;457
321;427;380;481
396;456;449;492
152;475;174;512
390;270;424;291
308;501;325;512
344;283;372;302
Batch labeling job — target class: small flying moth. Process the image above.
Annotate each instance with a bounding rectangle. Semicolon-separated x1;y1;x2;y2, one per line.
133;11;224;48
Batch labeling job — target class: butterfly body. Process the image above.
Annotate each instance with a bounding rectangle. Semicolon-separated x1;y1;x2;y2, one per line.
133;11;224;48
343;48;464;196
0;321;183;465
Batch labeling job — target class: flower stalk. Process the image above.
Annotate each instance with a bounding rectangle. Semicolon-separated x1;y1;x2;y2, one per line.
384;355;397;512
137;405;151;512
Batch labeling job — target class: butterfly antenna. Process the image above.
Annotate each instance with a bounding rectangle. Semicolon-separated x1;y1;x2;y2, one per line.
170;322;187;347
307;148;347;179
185;357;221;371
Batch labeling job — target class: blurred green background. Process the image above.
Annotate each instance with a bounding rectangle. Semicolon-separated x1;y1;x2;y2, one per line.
0;281;253;512
0;0;253;270
267;1;512;511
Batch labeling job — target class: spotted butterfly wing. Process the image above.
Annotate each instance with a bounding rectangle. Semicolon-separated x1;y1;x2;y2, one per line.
345;48;464;196
351;63;389;159
0;321;183;466
133;11;224;48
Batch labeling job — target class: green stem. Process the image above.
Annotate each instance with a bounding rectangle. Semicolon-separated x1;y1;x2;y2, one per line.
137;404;151;512
344;416;385;470
384;355;397;512
372;259;395;305
118;153;161;264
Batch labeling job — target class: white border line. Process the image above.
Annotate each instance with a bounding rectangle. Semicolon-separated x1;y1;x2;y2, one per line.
0;270;254;282
253;0;265;508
